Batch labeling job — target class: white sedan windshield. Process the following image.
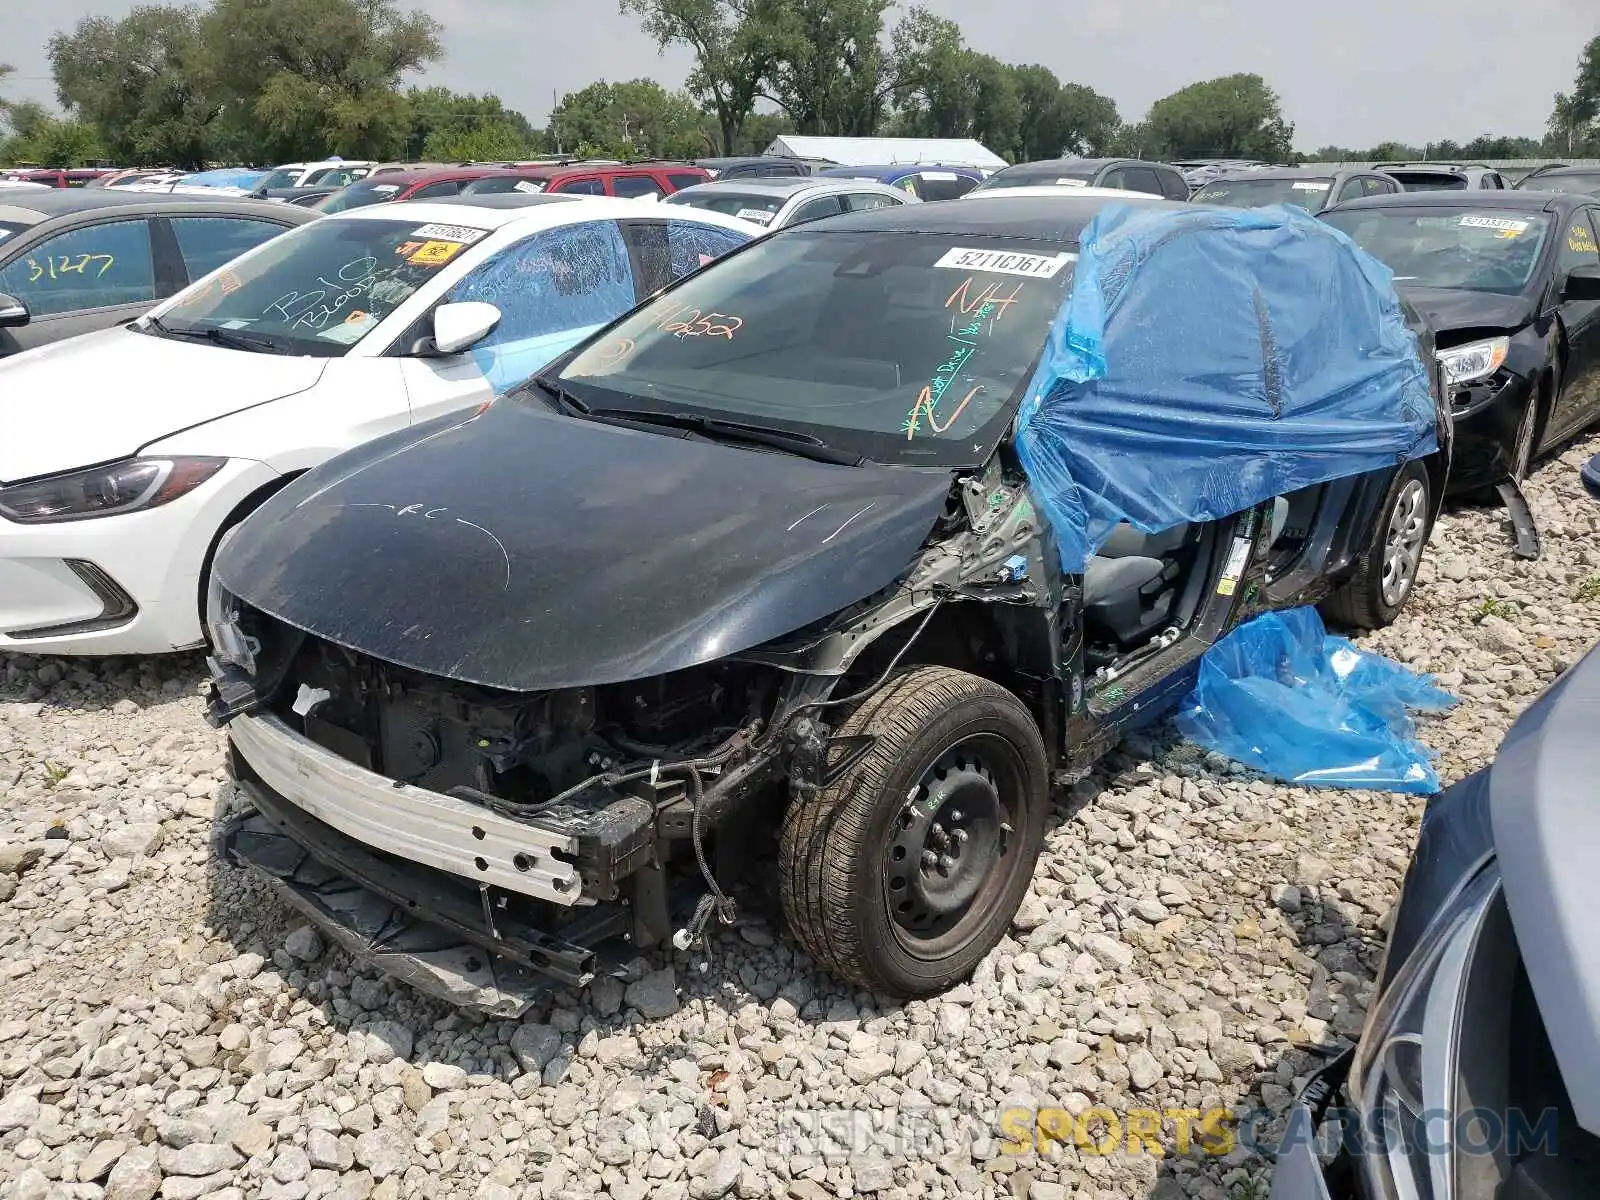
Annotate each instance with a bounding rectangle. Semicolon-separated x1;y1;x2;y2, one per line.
148;218;492;355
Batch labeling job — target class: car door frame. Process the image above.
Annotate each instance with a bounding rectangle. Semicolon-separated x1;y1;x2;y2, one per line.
0;210;172;356
1545;204;1600;443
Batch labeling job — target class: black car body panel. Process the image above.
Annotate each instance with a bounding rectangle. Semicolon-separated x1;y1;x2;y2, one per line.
212;402;955;692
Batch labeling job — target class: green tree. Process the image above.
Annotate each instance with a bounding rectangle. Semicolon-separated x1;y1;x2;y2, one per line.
1143;73;1296;162
734;109;795;155
622;0;783;155
403;87;541;161
765;0;889;136
550;79;710;159
203;0;442;162
1546;36;1600;156
47;5;219;169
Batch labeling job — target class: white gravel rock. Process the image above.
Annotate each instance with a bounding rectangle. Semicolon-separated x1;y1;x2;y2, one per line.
0;435;1596;1200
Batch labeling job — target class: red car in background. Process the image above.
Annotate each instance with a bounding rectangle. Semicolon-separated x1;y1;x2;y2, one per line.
1;168;117;188
507;160;710;199
316;161;711;213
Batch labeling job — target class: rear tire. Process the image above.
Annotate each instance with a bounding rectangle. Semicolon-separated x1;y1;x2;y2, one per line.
778;666;1049;998
1320;460;1432;630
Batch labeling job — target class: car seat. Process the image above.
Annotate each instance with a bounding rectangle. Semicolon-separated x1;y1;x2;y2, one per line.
1081;499;1288;646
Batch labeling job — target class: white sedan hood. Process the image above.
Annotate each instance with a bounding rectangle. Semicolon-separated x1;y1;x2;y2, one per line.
0;327;327;483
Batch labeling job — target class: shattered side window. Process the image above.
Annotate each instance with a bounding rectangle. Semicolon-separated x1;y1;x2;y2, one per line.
666;221;751;277
448;220;635;392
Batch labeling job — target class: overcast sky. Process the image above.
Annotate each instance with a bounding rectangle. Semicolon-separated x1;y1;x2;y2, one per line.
5;0;1595;151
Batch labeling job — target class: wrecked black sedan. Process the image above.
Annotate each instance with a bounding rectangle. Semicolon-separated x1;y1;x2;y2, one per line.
204;196;1451;1015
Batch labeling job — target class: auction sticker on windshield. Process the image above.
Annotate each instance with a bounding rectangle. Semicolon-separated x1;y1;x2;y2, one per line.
406;240;466;266
1292;182;1328;191
1459;215;1531;234
1053;178;1088;187
409;223;490;244
736;209;775;224
933;247;1076;278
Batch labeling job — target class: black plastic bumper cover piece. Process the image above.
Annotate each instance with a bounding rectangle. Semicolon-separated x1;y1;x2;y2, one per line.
219;776;631;1017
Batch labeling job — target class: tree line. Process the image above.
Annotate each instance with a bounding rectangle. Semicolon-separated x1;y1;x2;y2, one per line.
0;0;1595;170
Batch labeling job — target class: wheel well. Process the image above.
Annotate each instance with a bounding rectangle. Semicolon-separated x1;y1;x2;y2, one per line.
194;471;304;623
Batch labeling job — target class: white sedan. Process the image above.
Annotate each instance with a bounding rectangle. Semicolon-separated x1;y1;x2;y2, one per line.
0;194;762;656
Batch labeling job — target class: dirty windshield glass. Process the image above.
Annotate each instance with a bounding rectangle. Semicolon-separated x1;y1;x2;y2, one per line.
665;191;783;225
317;179;405;213
1521;171;1600;197
553;230;1076;466
978;166;1095;190
1320;208;1551;295
145;217;492;355
1192;178;1332;211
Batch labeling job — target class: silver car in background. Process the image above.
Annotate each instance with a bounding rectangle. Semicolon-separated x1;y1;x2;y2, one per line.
662;177;916;231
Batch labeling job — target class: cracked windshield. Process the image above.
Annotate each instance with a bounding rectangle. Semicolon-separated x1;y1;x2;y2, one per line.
145;218;492;354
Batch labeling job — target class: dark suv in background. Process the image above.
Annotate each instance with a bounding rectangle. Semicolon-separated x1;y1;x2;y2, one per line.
974;157;1191;201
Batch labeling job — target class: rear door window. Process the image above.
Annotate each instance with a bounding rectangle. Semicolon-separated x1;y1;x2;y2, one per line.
612;174;666;201
667;172;707;192
552;176;605;195
844;192;902;212
0;219;157;316
410;180;467;199
170;216;289;281
623;219;753;297
1156;169;1190;201
1123;167;1164;195
788;195;846;225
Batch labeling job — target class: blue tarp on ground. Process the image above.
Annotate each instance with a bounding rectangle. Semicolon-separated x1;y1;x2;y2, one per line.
1176;607;1458;793
1015;203;1438;574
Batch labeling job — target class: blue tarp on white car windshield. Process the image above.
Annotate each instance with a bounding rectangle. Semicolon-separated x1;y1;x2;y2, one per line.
1016;203;1437;574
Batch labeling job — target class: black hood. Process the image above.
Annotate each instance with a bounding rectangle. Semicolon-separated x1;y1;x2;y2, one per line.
215;402;953;692
1398;285;1536;337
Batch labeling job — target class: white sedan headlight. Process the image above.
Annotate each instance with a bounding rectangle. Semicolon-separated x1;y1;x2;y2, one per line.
0;457;226;524
1437;337;1509;386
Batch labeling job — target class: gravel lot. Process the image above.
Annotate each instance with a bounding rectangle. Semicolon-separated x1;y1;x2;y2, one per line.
3;434;1598;1200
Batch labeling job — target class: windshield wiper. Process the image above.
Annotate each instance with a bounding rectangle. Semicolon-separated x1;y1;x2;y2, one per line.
143;316;287;354
526;375;590;416
584;406;867;466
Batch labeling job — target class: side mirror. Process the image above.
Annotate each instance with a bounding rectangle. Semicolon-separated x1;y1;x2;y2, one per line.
0;292;28;328
431;301;501;355
1564;264;1600;302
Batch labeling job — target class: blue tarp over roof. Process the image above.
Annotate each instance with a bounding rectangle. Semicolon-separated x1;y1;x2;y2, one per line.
1016;203;1437;574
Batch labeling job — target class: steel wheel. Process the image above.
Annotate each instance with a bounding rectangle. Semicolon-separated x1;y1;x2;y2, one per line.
779;666;1049;998
1381;478;1428;609
884;737;1023;956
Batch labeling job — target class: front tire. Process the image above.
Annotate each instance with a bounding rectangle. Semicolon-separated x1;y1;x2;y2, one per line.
779;666;1050;998
1320;460;1432;630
